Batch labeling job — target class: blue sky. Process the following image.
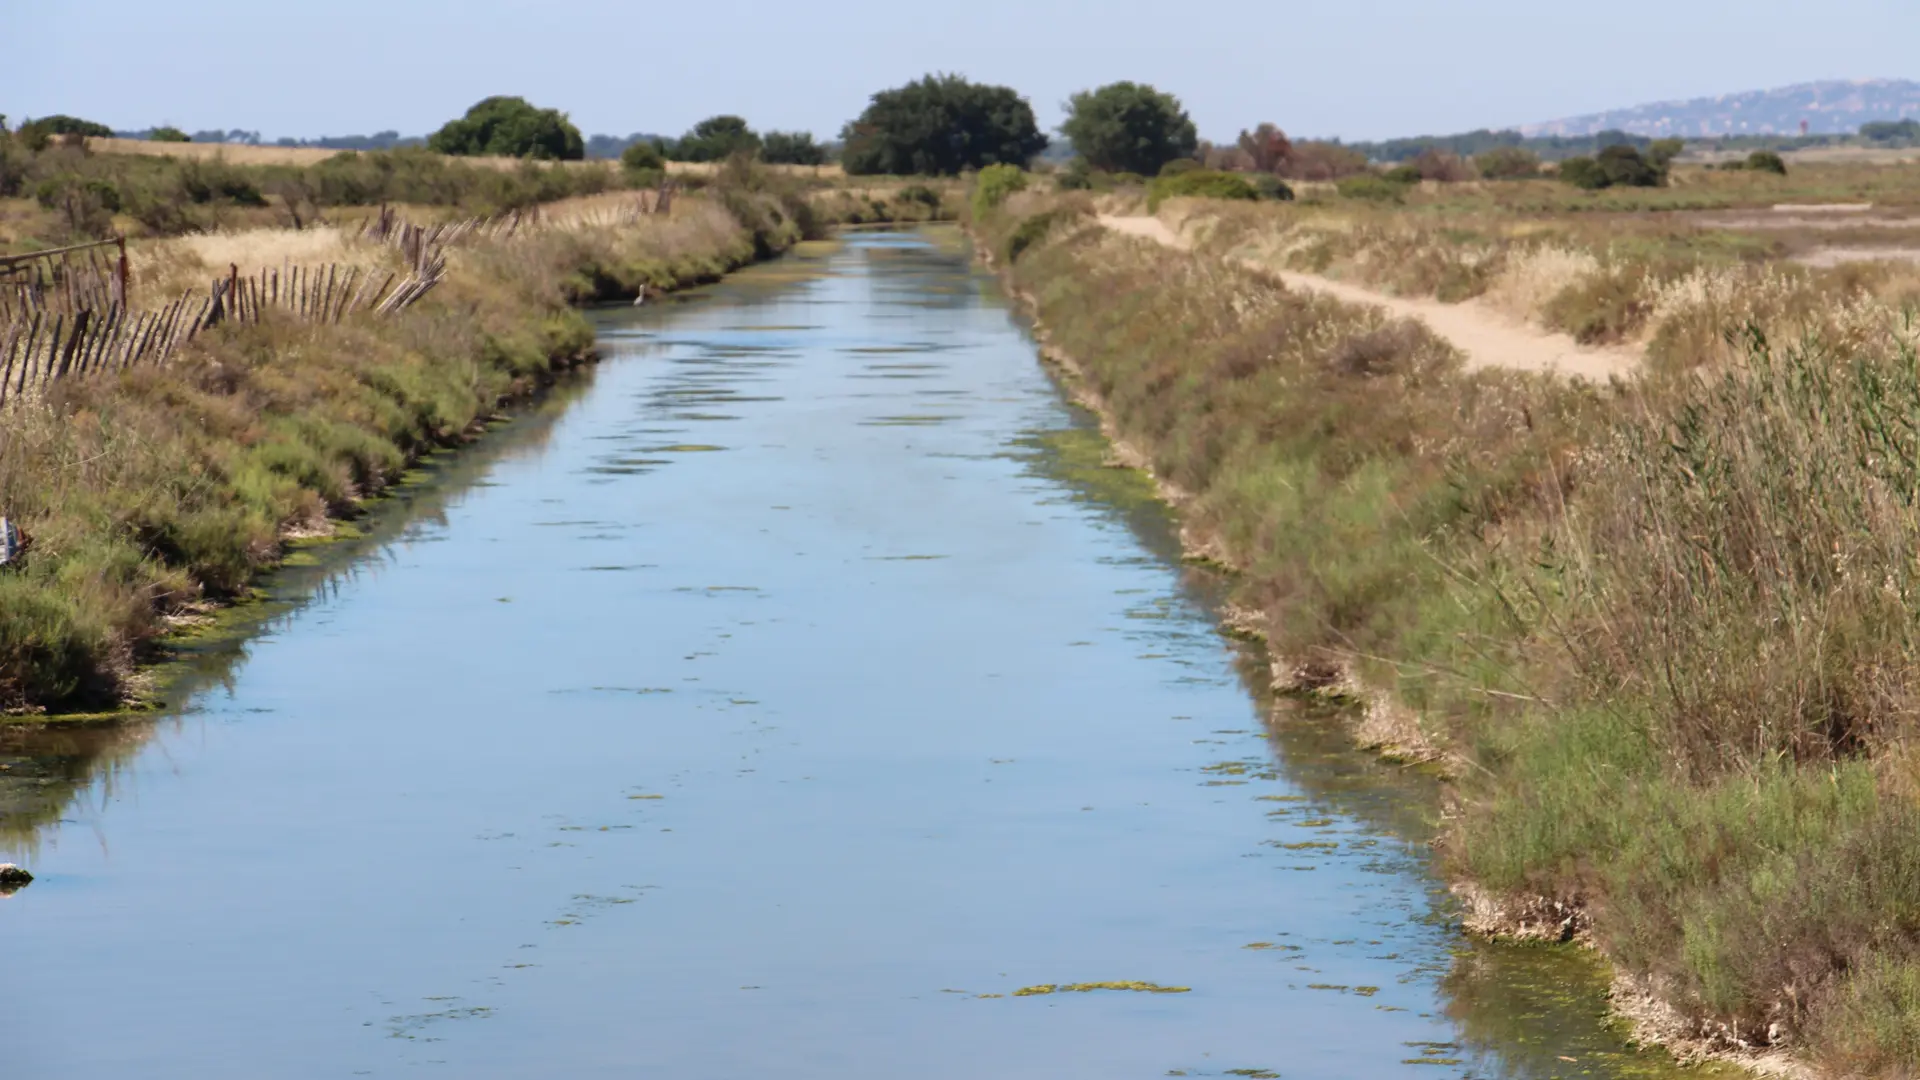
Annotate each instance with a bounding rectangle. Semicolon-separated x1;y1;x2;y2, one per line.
9;0;1919;142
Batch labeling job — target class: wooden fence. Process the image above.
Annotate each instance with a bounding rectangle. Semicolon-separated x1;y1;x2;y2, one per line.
0;182;678;406
0;237;132;323
0;291;202;405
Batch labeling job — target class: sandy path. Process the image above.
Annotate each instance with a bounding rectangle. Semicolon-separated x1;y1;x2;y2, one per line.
1098;215;1639;381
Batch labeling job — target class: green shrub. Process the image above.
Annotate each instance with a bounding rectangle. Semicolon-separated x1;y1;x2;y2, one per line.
1383;164;1422;184
1745;150;1788;175
1158;158;1202;177
971;163;1028;219
669;116;760;163
1558;156;1607;190
1248;173;1294;201
620;140;665;173
897;184;941;208
149;127;191;143
1146;169;1260;211
1475;146;1540;179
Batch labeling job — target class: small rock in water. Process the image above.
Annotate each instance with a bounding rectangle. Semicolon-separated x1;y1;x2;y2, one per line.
0;864;33;893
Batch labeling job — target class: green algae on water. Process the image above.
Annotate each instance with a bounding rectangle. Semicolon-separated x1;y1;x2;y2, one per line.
1012;981;1191;996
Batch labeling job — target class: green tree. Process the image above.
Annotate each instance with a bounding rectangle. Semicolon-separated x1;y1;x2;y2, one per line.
1060;82;1197;176
760;130;829;166
620;140;667;174
149;126;191;143
670;116;760;163
1744;149;1788;175
427;96;585;160
841;74;1048;176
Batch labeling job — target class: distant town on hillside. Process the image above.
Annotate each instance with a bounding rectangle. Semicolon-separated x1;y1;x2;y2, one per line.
1517;78;1920;138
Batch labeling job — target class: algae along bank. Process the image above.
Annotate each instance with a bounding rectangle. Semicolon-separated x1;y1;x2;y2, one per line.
1;230;1720;1079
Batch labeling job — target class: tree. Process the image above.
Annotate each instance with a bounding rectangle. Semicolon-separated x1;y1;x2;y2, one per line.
670;116;760;163
1061;82;1197;176
841;74;1048;176
1558;146;1663;190
149;126;191;143
760;130;829;166
428;96;585;160
1236;123;1292;174
620;140;666;174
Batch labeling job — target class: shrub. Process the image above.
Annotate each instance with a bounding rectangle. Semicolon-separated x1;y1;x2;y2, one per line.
428;96;585;160
1558;156;1608;189
971;163;1028;219
1146;169;1259;211
1248;173;1294;201
18;115;114;149
842;74;1048;176
1383;164;1422;184
620;140;666;174
1745;149;1788;175
1282;140;1370;181
149;126;191;143
1159;157;1203;177
897;183;941;207
1475;146;1540;179
1060;81;1198;176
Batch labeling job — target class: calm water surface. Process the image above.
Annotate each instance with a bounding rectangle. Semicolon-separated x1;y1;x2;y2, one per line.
3;230;1717;1079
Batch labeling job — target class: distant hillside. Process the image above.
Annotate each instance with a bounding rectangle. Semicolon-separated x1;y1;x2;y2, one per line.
1520;79;1920;138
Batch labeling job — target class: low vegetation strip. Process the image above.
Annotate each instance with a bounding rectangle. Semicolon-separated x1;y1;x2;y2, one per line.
977;187;1920;1075
0;182;822;716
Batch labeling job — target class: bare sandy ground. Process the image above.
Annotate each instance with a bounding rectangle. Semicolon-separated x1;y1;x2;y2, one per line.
1098;215;1640;381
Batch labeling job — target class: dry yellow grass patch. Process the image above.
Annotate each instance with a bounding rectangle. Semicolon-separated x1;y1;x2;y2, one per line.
129;225;388;299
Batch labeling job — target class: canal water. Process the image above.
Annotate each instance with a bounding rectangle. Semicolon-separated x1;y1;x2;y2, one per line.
2;230;1716;1079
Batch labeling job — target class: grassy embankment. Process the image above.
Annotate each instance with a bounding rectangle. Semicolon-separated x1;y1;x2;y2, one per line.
0;153;961;717
974;165;1920;1075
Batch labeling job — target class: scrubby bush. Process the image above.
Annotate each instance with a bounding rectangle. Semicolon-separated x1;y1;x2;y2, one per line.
1282;140;1370;181
1383;164;1422;184
971;163;1028;219
1158;157;1203;177
620;140;666;174
148;127;191;143
1146;169;1259;211
842;74;1047;176
428;96;584;160
1248;173;1294;201
1744;149;1788;175
897;183;941;208
1559;145;1665;190
1061;81;1197;176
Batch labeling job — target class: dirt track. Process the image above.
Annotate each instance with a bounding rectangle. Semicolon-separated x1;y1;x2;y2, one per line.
1098;215;1640;381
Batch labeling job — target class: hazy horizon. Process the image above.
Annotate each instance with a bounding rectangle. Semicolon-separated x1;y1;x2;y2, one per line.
10;0;1920;144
